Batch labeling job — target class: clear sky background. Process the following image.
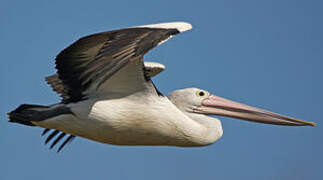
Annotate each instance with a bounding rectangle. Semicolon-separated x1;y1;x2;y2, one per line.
1;0;322;179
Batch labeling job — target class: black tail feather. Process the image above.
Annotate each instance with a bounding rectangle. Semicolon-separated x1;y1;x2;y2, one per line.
45;130;60;144
8;104;76;152
42;128;51;136
58;135;75;153
50;133;66;149
8;104;50;126
41;129;76;152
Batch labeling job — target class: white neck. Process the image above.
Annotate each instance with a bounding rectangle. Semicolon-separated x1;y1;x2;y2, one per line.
181;112;223;146
133;95;224;147
164;93;224;146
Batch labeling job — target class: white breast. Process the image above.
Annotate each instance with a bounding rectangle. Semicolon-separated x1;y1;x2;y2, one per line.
33;94;218;146
81;95;200;146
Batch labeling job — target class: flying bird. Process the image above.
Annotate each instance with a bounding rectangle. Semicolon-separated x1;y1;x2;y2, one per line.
8;22;315;152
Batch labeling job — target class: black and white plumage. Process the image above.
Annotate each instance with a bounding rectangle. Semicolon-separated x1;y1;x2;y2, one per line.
8;22;315;152
55;24;180;103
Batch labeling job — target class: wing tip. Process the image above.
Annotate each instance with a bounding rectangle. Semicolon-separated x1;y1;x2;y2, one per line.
136;22;193;33
144;62;166;70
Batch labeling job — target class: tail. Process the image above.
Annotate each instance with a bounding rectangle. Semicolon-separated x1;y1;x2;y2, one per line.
8;104;76;152
7;104;51;126
8;104;73;126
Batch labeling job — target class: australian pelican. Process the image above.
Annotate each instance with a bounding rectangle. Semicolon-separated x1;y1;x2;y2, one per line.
8;22;315;152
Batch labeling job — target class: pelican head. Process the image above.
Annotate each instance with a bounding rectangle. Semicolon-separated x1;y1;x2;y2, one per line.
169;88;315;127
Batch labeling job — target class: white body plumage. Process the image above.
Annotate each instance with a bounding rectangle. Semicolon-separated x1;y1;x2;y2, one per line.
34;90;223;147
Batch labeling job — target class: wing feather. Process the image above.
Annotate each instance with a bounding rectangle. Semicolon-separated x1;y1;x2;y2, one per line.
54;23;189;103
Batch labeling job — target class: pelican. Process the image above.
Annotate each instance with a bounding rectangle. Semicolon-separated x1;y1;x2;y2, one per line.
8;22;315;152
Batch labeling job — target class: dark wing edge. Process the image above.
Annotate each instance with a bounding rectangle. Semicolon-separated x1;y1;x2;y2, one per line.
45;74;70;103
54;22;192;104
45;61;165;103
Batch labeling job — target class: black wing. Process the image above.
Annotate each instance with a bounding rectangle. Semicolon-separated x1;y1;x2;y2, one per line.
45;61;166;103
55;26;183;103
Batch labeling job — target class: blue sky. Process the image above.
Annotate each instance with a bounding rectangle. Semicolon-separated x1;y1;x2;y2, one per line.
1;0;322;179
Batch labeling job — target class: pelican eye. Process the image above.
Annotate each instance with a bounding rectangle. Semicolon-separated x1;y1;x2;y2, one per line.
196;90;206;97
